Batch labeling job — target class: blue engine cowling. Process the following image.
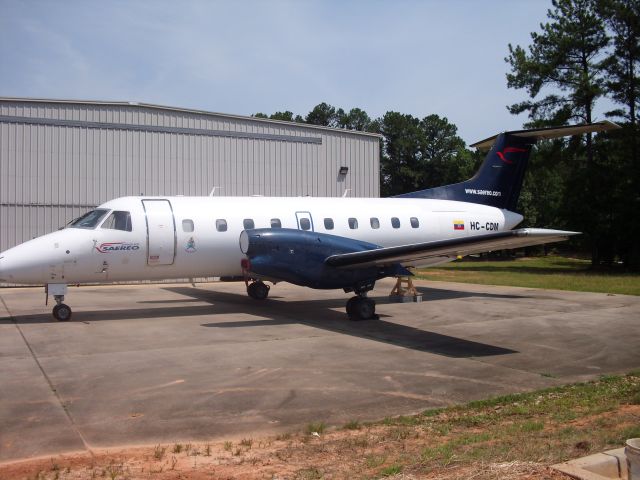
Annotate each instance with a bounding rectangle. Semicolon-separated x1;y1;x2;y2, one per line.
239;228;410;292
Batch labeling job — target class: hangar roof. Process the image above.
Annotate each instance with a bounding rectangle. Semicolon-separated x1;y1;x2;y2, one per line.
0;96;382;139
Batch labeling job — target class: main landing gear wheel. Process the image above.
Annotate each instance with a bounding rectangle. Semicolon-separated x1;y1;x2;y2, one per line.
52;303;72;322
347;296;376;321
247;281;270;300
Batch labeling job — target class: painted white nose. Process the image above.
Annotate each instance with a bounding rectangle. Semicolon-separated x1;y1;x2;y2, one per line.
0;251;16;283
0;246;45;284
0;253;16;283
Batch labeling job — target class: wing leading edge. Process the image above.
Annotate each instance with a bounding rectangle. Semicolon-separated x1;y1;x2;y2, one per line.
324;228;579;268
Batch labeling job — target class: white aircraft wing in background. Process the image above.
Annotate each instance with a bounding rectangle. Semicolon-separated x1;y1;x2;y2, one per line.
325;228;579;268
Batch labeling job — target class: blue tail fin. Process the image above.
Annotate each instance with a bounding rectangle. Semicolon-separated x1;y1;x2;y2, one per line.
394;121;620;211
395;133;533;210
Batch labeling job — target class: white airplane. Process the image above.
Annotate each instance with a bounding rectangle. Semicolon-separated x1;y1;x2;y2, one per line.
0;122;618;321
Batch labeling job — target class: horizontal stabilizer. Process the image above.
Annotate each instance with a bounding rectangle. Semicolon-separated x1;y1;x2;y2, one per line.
324;228;579;268
471;121;621;151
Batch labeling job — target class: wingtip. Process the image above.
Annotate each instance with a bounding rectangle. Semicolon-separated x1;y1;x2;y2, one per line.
515;228;581;237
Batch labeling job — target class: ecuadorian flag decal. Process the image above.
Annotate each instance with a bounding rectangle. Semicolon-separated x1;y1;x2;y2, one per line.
453;220;465;230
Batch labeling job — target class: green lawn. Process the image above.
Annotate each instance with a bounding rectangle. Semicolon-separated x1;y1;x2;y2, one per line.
416;256;640;295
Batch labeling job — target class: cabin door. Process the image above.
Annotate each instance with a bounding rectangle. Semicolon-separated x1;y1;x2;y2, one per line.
142;199;176;265
295;211;314;232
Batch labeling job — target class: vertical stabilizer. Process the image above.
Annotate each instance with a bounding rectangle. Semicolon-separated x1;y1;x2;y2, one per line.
394;121;620;211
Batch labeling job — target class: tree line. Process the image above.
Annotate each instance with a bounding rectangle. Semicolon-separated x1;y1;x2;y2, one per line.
255;0;640;270
253;106;478;200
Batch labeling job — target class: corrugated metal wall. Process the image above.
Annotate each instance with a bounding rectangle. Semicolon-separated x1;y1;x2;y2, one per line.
0;99;380;251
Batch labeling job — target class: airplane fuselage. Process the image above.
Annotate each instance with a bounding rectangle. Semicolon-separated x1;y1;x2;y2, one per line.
0;195;522;285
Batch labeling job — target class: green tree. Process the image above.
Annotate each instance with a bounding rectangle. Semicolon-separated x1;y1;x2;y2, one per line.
376;112;472;196
506;0;610;265
517;140;568;230
270;111;295;121
336;108;372;131
599;1;640;268
599;0;640;125
376;112;423;196
418;114;475;187
305;102;338;127
506;0;608;126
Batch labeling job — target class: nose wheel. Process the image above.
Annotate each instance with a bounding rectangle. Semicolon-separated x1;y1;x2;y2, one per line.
52;303;72;321
52;294;72;321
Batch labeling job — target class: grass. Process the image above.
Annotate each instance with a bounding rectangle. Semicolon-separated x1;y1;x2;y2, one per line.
2;374;639;480
368;371;640;474
342;419;362;430
416;255;640;295
4;373;639;480
152;444;166;460
305;421;326;435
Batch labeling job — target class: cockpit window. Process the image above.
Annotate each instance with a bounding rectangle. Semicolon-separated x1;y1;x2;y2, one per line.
69;209;109;229
101;211;132;232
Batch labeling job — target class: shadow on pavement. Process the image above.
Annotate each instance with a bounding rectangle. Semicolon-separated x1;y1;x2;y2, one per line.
5;285;521;358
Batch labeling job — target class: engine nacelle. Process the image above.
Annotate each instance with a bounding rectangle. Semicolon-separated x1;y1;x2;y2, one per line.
239;228;408;291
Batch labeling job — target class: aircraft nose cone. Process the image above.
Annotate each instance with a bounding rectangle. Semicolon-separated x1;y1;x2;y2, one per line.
0;253;13;283
0;254;14;284
0;247;38;283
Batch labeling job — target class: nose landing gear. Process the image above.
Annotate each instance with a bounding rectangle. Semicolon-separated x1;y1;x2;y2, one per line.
47;284;72;321
52;297;72;321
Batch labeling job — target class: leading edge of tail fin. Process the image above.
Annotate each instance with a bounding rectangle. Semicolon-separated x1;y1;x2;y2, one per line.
394;121;621;211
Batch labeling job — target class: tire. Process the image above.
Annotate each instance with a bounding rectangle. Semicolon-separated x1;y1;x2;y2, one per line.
349;297;376;320
247;281;270;300
52;304;72;322
346;296;358;317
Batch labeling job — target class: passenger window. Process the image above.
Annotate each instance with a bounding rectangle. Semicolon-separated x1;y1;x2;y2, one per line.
370;217;380;229
243;219;255;229
101;211;132;232
182;219;194;232
348;218;358;229
300;218;311;230
216;219;227;232
270;218;281;228
391;217;400;229
410;217;420;228
324;218;334;230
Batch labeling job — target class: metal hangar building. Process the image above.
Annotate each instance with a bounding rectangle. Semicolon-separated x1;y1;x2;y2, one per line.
0;98;381;252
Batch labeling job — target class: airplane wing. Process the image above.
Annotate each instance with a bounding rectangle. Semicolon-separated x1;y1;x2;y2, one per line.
324;228;578;268
470;121;620;151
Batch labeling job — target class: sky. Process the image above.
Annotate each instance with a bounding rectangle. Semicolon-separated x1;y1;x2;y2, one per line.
0;0;573;143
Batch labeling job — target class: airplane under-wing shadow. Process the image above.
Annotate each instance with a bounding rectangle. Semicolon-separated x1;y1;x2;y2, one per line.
413;285;525;300
166;286;519;358
4;285;523;358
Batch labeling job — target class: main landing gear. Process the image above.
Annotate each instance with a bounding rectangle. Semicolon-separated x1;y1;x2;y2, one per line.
247;280;270;300
346;294;377;321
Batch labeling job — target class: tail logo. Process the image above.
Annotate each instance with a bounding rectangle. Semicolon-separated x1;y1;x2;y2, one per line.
496;146;527;164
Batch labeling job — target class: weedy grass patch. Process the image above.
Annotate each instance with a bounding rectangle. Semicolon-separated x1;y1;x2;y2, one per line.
416;256;640;295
